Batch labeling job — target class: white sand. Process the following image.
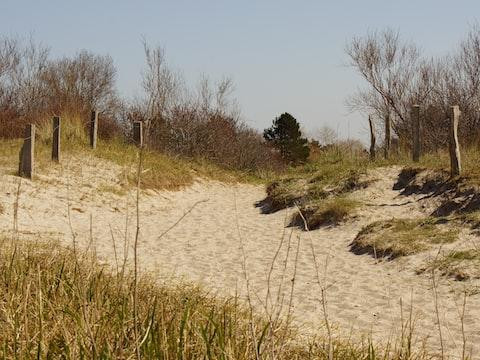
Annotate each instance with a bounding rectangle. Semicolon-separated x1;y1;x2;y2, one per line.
1;156;479;359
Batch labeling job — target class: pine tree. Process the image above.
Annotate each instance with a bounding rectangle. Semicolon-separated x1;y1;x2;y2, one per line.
263;112;310;164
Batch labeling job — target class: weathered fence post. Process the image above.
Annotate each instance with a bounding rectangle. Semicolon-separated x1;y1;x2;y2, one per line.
19;124;35;179
412;104;421;162
52;116;60;162
449;105;461;176
368;115;376;160
133;121;143;147
384;113;391;159
90;110;98;149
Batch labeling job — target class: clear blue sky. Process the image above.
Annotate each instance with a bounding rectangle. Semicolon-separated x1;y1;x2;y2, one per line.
1;0;478;141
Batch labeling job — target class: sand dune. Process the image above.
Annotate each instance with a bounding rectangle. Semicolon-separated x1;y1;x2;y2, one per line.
1;156;479;359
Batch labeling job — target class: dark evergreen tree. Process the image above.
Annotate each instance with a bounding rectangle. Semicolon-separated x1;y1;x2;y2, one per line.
263;112;310;164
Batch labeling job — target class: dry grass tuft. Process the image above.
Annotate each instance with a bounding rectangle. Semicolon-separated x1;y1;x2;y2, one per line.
294;197;360;229
351;218;459;259
419;249;480;281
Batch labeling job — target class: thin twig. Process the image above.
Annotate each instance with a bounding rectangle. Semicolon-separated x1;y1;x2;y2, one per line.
156;199;208;240
432;267;444;359
109;224;120;277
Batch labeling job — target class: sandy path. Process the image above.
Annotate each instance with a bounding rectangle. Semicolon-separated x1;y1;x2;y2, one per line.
1;158;479;358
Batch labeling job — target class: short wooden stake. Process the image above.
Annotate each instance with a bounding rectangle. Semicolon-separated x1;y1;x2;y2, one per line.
368;115;376;160
19;124;35;179
52;116;60;162
449;105;461;176
90;110;98;149
133;121;143;147
412;104;421;162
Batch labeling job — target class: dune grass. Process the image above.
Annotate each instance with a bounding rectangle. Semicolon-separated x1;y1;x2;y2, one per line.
0;236;285;359
351;218;459;259
293;197;361;229
410;146;480;185
263;144;480;233
0;235;432;359
264;148;376;228
420;249;480;281
266;150;370;208
94;139;266;191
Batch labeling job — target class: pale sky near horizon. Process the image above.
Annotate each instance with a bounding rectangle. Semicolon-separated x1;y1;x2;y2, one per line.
1;1;479;142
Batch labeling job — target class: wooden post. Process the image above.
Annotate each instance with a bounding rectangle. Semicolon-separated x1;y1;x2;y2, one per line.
19;124;35;179
384;113;391;159
368;115;376;160
90;110;98;149
449;105;461;176
412;104;421;162
52;116;60;162
133;121;143;147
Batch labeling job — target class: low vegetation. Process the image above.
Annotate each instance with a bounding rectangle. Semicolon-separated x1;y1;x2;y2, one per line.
94;139;265;190
458;210;480;232
293;197;360;229
0;115;270;191
351;218;459;259
419;249;480;281
263;147;375;228
0;235;432;359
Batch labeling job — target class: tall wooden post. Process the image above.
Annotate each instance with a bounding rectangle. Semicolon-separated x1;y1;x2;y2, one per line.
133;121;143;147
90;110;98;149
412;104;421;162
449;105;461;176
384;113;391;159
368;115;376;161
52;116;60;162
19;124;35;179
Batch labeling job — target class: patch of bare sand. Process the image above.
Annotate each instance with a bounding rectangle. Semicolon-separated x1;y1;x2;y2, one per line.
1;157;479;359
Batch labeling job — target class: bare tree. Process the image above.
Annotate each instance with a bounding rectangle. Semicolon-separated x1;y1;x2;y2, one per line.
346;29;427;151
0;36;50;137
141;40;183;146
0;37;19;78
312;125;337;146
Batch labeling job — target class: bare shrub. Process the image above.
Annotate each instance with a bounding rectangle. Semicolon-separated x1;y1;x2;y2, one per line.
0;36;122;139
133;42;284;172
0;36;49;138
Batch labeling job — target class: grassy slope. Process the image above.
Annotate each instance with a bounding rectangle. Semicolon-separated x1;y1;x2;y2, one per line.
0;138;266;192
266;145;480;229
0;236;429;359
264;148;395;228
